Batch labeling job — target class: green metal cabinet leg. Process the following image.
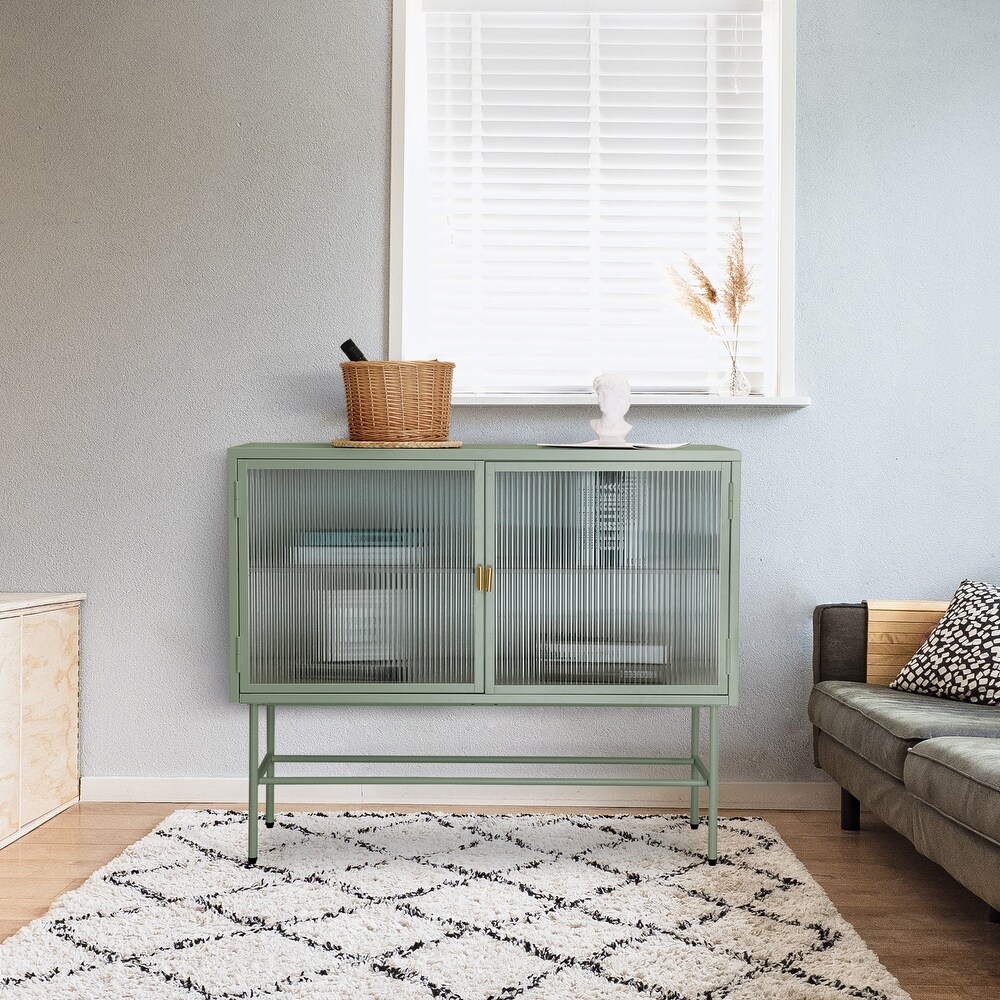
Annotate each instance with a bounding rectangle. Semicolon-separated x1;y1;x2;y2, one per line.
689;707;701;829
248;704;259;865
265;706;275;829
707;706;719;865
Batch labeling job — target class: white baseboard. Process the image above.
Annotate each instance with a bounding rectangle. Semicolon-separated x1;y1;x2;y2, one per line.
81;778;838;811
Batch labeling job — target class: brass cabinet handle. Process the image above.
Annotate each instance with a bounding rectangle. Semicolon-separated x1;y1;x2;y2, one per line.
485;566;494;593
475;565;484;592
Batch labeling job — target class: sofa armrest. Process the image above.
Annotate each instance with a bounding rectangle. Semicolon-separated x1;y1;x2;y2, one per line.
811;603;868;768
812;604;867;684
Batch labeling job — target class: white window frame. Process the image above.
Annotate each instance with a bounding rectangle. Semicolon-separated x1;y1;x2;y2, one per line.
389;0;802;405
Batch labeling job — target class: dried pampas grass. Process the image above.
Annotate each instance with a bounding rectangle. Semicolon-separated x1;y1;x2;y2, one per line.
666;218;753;364
666;266;714;330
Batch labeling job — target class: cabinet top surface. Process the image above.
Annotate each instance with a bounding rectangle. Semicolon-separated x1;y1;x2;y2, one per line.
0;593;86;615
229;443;740;462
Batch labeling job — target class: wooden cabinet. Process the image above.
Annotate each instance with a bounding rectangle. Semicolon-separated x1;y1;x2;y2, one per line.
0;616;20;841
0;595;84;847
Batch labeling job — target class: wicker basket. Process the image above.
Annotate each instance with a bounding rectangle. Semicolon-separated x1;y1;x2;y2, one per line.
341;361;455;442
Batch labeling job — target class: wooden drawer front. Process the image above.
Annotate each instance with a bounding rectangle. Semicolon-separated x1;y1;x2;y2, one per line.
20;607;79;825
0;617;20;839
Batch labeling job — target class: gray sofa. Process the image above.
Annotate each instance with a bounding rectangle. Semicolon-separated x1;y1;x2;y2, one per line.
808;603;1000;920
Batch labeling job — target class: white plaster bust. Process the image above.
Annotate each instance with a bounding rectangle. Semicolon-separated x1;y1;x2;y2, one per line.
589;373;633;445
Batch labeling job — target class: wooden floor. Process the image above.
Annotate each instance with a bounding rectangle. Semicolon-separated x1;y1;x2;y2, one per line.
1;803;997;999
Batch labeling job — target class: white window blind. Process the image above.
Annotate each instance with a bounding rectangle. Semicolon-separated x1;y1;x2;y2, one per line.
393;0;780;396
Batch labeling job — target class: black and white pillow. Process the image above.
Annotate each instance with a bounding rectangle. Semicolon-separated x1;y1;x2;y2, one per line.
890;580;1000;704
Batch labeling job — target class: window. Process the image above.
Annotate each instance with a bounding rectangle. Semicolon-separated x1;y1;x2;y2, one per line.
390;0;795;400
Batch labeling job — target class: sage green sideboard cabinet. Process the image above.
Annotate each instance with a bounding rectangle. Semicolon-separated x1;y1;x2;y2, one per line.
228;444;740;864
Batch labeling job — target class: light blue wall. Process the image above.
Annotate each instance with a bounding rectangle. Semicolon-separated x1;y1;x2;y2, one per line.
1;1;997;787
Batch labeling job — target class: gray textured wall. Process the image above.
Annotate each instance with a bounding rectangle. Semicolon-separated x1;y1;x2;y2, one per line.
2;1;998;786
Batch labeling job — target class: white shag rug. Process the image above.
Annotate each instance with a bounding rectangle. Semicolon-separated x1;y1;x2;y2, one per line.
0;810;910;1000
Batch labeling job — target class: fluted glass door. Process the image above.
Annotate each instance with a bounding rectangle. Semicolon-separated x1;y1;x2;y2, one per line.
239;461;483;691
487;463;729;692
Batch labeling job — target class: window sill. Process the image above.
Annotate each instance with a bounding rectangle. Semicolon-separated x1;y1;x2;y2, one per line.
451;393;811;407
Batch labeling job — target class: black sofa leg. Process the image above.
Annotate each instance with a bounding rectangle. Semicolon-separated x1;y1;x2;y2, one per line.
840;789;860;831
989;907;999;924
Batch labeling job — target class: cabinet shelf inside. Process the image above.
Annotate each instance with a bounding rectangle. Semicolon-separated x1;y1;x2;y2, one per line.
249;659;717;687
250;565;471;573
249;565;719;574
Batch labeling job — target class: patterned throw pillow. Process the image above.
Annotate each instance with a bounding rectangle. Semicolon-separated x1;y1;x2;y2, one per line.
890;580;1000;704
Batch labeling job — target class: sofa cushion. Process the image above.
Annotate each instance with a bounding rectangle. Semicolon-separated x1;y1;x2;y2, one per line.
808;680;1000;780
890;579;1000;704
816;731;917;840
905;737;1000;846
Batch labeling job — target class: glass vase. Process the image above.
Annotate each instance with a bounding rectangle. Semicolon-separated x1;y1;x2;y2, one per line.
720;358;751;397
